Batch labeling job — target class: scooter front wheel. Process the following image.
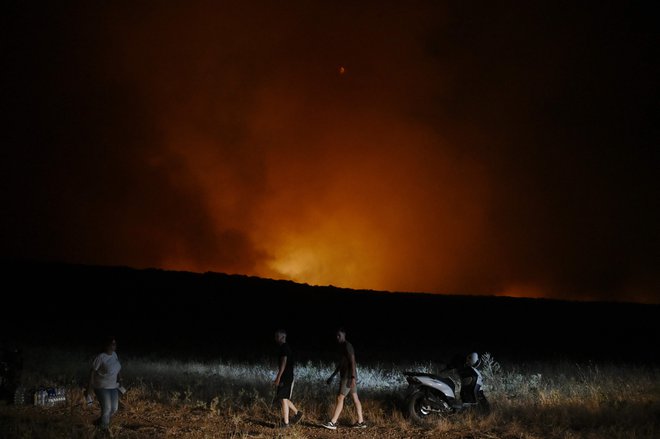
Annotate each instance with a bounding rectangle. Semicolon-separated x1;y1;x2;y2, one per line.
477;391;491;415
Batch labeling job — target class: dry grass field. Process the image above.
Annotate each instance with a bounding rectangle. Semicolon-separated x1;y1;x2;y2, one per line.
1;348;658;438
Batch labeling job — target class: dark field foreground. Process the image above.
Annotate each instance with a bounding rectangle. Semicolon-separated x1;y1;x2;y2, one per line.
2;262;659;437
1;348;659;439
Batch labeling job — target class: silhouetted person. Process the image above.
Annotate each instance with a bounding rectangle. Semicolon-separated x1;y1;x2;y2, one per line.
0;340;23;403
444;352;483;403
273;329;302;428
87;336;123;431
321;327;366;430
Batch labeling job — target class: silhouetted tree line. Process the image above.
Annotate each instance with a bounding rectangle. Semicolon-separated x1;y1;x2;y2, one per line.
1;260;658;364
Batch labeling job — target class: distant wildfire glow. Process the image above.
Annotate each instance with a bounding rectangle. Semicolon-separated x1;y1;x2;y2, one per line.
113;4;493;295
5;1;657;303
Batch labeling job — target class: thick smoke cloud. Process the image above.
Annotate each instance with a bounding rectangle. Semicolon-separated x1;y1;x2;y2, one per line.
2;2;657;302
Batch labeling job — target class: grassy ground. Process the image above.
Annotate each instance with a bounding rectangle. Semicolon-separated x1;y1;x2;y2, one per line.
1;349;658;438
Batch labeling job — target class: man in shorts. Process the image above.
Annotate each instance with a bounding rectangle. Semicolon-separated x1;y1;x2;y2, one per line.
321;327;366;429
273;329;303;428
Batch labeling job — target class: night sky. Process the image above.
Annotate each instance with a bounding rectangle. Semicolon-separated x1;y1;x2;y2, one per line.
2;1;658;303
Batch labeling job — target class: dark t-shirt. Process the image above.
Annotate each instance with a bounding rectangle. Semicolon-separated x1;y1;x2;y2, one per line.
278;342;294;382
338;341;355;378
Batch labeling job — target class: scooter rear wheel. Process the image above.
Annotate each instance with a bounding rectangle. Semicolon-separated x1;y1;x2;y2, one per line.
406;390;450;424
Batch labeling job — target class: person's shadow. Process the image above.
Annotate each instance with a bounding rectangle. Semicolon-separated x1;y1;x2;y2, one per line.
247;418;273;428
248;417;319;430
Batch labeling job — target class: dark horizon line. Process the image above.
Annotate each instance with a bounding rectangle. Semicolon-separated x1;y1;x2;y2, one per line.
4;256;657;307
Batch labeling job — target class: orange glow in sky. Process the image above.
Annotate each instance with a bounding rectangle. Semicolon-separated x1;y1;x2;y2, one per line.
4;2;657;304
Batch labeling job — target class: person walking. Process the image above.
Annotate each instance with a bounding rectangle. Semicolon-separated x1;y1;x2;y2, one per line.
87;336;123;431
273;329;303;428
321;327;366;430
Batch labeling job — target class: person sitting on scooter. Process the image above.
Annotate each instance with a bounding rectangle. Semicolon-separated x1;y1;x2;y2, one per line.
443;352;482;404
458;353;482;403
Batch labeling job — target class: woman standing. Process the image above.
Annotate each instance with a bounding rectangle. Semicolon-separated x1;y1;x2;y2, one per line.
87;336;122;430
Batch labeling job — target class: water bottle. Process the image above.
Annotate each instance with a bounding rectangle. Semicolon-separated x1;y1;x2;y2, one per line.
14;387;25;405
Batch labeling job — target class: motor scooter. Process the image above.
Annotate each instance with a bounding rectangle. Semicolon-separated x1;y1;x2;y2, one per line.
403;353;490;423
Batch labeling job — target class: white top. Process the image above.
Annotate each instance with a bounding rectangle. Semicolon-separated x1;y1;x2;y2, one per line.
92;352;121;389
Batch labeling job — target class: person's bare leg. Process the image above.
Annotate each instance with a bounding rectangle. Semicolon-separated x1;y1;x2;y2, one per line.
330;394;345;423
287;400;298;415
280;399;289;424
351;392;364;423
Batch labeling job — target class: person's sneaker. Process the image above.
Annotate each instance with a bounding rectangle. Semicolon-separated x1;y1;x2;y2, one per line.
321;420;337;430
352;421;367;429
291;411;303;424
276;423;290;429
